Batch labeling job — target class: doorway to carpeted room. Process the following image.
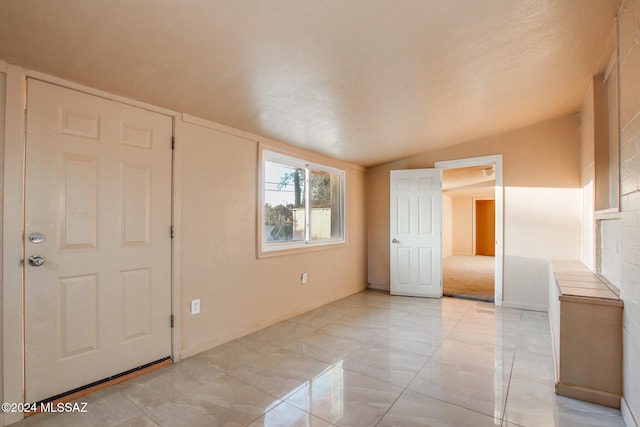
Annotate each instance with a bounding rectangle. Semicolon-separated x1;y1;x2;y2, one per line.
443;255;494;302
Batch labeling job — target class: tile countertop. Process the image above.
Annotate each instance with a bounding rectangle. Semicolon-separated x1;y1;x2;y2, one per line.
550;260;622;304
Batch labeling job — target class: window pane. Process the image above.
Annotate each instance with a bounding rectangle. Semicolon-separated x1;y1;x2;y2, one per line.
310;170;343;240
264;161;305;242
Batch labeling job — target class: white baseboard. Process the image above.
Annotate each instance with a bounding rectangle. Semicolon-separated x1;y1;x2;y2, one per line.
622;397;639;427
501;300;548;312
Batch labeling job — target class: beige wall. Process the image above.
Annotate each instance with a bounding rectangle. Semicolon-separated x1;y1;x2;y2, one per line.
178;118;367;357
452;196;473;255
616;0;640;423
367;115;582;310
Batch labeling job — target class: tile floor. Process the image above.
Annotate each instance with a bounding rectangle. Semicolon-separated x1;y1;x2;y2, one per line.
16;290;625;426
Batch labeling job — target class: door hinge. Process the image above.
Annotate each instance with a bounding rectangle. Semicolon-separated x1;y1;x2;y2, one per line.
170;314;175;328
170;225;175;239
171;136;175;150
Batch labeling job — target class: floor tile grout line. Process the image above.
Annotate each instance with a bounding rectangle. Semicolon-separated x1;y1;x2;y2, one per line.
219;295;518;425
224;359;322;404
242;400;335;427
198;297;512;425
119;357;276;427
501;309;524;422
191;352;298;418
373;350;435;425
279;311;455;393
268;296;477;426
116;384;170;427
216;317;390;410
404;386;504;423
273;319;372;364
402;299;516;423
13;290;624;426
375;297;480;426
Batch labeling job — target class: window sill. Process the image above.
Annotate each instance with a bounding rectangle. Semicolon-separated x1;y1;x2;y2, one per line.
595;208;621;220
258;239;346;259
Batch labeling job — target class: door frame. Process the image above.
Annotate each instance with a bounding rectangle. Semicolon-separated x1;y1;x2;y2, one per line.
1;64;182;425
435;155;504;306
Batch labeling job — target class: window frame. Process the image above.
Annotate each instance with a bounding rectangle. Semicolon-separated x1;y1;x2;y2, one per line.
258;148;346;257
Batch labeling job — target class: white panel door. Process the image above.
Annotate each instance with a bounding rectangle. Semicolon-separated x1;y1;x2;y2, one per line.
24;79;173;402
390;169;442;297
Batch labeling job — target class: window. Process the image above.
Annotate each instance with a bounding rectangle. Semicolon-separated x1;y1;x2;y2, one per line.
260;149;345;254
595;53;620;213
594;51;622;289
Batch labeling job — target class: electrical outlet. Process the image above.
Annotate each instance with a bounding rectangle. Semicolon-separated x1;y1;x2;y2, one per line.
190;299;200;315
301;273;308;284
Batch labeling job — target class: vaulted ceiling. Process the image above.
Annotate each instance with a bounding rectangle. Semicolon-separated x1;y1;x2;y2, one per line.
0;0;619;166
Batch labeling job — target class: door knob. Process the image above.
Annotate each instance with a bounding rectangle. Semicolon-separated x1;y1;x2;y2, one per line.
28;255;45;267
392;238;400;244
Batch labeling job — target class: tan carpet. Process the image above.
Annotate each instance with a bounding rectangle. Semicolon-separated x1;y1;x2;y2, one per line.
443;255;494;302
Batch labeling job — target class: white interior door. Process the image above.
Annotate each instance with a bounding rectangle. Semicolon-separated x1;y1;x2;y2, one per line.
24;79;173;402
390;169;442;297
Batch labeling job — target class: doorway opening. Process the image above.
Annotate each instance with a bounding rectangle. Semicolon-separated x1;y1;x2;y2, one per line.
436;156;503;305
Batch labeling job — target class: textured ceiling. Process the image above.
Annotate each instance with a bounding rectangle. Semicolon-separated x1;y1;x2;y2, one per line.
0;0;619;166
